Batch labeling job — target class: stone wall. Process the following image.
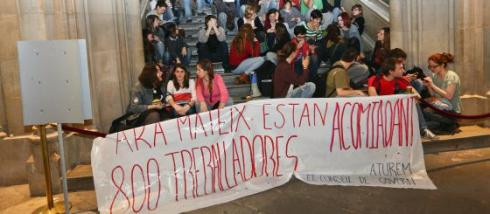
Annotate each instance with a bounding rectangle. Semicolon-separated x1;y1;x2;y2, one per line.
0;0;145;135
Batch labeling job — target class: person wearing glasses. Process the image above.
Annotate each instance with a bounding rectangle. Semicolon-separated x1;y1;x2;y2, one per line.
422;52;461;134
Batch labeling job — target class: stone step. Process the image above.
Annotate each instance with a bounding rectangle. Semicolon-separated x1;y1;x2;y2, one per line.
66;164;94;192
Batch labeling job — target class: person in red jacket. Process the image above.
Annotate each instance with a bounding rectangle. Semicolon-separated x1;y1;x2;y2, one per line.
229;24;265;84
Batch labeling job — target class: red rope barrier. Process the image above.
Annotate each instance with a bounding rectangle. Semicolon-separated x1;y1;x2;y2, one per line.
61;125;107;138
420;99;490;120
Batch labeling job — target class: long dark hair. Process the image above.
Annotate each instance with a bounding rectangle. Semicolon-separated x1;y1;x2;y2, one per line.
204;15;218;30
277;42;297;61
171;64;190;90
232;24;256;54
381;27;390;51
325;24;342;43
197;59;215;94
146;15;160;31
139;64;164;89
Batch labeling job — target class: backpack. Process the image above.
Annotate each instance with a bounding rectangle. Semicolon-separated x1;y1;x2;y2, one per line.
312;64;345;98
109;112;140;133
255;60;276;97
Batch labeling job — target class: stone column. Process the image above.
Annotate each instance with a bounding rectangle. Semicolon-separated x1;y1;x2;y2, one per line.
0;0;145;134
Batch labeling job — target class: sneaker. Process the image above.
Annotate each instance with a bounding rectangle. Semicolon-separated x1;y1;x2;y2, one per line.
421;128;439;140
234;73;250;84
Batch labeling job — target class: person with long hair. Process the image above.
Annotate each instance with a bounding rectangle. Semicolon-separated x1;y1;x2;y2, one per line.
166;64;196;117
127;64;172;126
195;59;233;112
145;15;166;63
338;12;362;52
367;58;437;140
318;24;347;65
197;15;230;72
280;0;302;29
422;52;461;133
229;24;265;83
351;4;365;35
237;4;266;42
371;27;390;73
273;42;316;98
163;23;190;66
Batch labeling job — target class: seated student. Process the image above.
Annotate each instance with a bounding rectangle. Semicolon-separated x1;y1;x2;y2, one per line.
325;48;366;97
298;9;323;80
338;12;362;52
266;23;291;64
215;0;238;32
229;24;264;83
368;58;438;139
290;25;310;75
197;15;230;72
127;64;172;126
166;64;197;117
318;24;347;66
423;52;461;133
280;0;302;29
238;4;266;42
273;42;316;98
164;23;191;66
371;27;390;73
350;4;365;35
145;15;167;63
195;59;233;112
146;1;174;25
142;30;158;64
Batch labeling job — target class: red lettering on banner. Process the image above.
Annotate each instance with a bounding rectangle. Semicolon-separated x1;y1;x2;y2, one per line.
330;103;343;152
285;135;299;171
180;149;194;199
194;113;208;139
115;130;133;155
340;102;352;150
275;104;286;129
264;135;276;176
164;151;180;201
208;111;215;135
199;146;212;195
221;141;237;189
288;103;299;127
110;166;130;214
274;135;284;176
252;135;266;176
350;103;362;150
231;139;243;184
131;164;147;213
262;104;272;130
299;103;311;128
191;147;201;198
217;109;229;136
133;126;151;151
313;102;328;126
146;158;161;211
234;106;251;131
383;100;393;147
153;122;168;146
239;136;256;181
210;143;224;192
177;116;192;142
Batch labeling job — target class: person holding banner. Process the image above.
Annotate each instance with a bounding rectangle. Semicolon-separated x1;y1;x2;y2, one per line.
367;57;438;140
195;59;234;112
166;64;197;117
127;64;172;126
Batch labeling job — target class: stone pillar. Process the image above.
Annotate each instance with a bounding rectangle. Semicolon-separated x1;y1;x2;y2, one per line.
0;0;25;134
0;0;145;134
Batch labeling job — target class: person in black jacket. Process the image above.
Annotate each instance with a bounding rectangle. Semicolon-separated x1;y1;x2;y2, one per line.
127;64;172;126
237;4;266;42
351;4;365;35
163;23;191;66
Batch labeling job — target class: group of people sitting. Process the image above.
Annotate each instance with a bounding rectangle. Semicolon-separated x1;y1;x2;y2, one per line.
119;0;462;140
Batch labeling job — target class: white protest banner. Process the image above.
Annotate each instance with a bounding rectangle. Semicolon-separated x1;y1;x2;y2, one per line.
91;95;436;214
